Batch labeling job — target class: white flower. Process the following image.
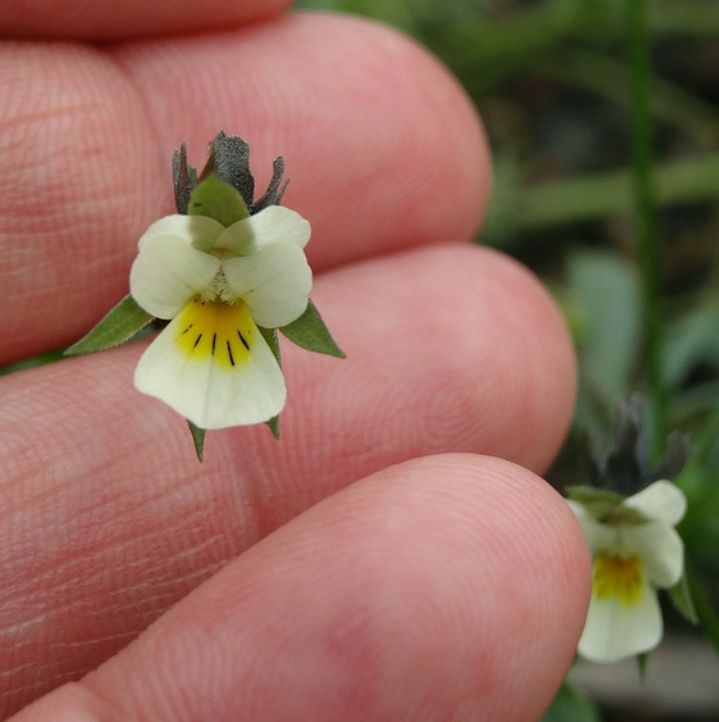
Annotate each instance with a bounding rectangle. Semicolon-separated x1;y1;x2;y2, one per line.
129;206;312;429
569;480;687;663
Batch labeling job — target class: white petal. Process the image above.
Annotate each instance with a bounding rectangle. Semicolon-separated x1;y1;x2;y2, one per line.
216;206;311;254
624;480;687;526
620;522;684;588
134;299;285;429
138;214;225;252
567;501;617;554
223;243;312;328
130;236;221;319
578;580;663;663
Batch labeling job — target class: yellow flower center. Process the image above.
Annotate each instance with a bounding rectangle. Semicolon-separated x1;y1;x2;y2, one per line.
175;298;256;369
592;551;644;606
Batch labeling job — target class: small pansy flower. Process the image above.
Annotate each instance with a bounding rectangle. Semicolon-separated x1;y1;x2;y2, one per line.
67;133;343;458
569;479;687;663
130;207;312;429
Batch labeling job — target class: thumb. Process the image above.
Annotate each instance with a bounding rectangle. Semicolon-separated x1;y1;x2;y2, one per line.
10;454;590;722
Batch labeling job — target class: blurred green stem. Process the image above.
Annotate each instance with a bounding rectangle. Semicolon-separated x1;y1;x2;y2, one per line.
680;400;719;489
537;51;719;147
444;0;719;95
483;153;719;247
521;154;719;227
627;0;667;459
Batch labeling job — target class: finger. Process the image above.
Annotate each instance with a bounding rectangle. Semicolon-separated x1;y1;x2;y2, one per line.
0;243;575;716
0;0;291;40
10;454;591;722
0;13;488;363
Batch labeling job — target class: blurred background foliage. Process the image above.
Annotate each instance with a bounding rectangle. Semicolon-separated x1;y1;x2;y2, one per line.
293;0;718;720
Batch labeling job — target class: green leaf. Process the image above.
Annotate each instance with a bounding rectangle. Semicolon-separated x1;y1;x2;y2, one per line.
188;173;249;227
541;681;601;722
65;295;154;356
259;326;281;440
280;300;345;358
688;568;719;656
669;570;699;625
187;420;206;461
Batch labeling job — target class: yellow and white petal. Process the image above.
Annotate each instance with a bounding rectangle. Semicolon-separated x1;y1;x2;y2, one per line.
216;206;311;255
620;521;684;588
223;243;312;328
134;298;286;429
624;479;687;526
578;576;663;663
567;501;617;554
130;236;221;319
138;214;225;252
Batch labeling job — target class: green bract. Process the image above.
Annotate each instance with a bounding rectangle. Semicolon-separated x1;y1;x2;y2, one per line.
188;173;249;227
65;295;153;356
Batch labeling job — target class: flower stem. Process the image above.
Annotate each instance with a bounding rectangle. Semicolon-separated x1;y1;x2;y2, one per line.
627;0;667;460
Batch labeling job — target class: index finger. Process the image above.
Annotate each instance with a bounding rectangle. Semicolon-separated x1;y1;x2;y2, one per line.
0;13;488;364
0;0;291;40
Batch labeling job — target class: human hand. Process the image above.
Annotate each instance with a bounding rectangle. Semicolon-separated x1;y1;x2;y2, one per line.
0;2;589;720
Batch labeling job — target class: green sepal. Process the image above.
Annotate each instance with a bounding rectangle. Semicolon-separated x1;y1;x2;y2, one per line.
187;420;206;461
668;570;699;625
65;295;154;356
565;484;650;524
280;300;345;358
259;325;282;440
266;415;280;440
188;173;249;227
565;485;624;505
211;132;255;210
254;156;289;212
636;652;649;680
172;142;198;214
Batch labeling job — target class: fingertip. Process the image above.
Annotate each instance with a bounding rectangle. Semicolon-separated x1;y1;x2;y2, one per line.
31;453;590;722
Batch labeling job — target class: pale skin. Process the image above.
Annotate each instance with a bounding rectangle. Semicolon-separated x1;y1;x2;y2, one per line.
0;2;591;720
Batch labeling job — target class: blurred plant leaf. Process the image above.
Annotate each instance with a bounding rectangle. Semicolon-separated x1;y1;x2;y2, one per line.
569;251;641;446
687;567;719;657
664;296;719;388
669;570;699;625
541;681;602;722
0;349;65;376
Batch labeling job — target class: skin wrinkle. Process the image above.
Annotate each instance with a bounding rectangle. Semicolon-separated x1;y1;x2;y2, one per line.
1;15;487;365
0;9;586;718
0;43;159;364
61;455;588;722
